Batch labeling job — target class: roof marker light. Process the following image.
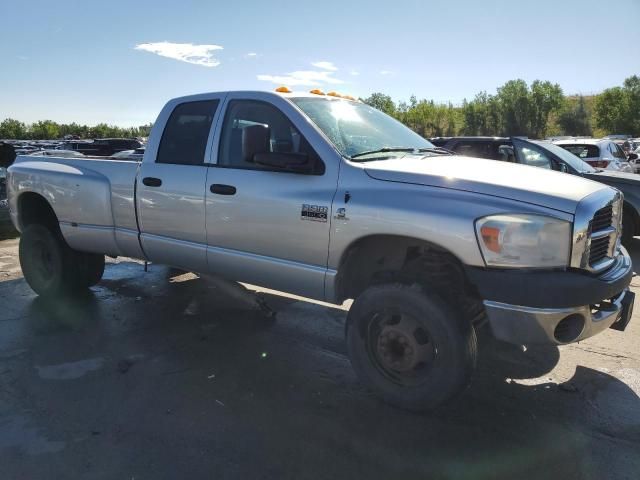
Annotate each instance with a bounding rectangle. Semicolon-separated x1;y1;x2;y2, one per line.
326;91;341;97
275;86;292;93
309;89;325;95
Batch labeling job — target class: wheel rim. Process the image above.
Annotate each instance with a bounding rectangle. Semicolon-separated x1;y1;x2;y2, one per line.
32;239;55;281
366;310;437;386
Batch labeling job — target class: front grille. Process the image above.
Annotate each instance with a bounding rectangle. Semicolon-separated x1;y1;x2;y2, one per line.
592;205;613;231
589;236;610;265
588;204;615;268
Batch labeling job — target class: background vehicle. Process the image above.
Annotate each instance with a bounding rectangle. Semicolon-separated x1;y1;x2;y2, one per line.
432;136;640;245
553;138;635;173
28;149;86;158
3;92;634;411
61;138;143;156
110;147;145;161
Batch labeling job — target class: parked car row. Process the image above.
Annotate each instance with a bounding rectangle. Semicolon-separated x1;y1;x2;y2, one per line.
2;137;144;157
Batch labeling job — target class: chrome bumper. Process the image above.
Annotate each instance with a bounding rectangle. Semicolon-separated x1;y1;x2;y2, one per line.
483;252;634;345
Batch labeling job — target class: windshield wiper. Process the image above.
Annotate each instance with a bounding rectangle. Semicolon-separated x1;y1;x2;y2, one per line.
349;147;415;160
417;147;454;155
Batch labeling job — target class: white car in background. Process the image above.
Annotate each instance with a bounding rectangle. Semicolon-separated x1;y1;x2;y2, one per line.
553;138;635;173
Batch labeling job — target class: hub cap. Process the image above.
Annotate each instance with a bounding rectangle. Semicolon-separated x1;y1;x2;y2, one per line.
368;312;436;385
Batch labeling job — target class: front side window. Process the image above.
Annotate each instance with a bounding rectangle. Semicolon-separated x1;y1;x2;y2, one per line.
157;100;219;165
218;100;323;174
517;146;553;169
290;97;433;158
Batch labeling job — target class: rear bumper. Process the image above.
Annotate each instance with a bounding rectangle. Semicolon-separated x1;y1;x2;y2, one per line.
466;249;634;345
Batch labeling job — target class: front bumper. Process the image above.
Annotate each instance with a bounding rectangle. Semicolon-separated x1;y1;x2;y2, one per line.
466;249;634;345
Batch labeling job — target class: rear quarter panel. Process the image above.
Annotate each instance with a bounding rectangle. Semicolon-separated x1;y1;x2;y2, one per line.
8;156;142;257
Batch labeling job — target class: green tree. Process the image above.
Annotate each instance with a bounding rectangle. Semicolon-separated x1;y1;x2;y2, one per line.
558;95;592;136
362;92;397;116
30;120;60;139
529;80;564;138
496;79;531;136
0;118;27;139
594;75;640;135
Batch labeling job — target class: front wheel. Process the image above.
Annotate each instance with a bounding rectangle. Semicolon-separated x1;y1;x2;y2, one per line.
346;283;477;411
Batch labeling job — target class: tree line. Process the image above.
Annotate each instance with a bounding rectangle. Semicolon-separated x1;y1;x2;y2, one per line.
1;75;638;140
0;119;153;140
363;75;640;139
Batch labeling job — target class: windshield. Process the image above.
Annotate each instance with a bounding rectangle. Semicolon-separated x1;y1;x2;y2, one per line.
533;141;596;173
290;97;433;158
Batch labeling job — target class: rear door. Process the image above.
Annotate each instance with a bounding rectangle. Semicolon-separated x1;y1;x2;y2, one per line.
137;96;223;271
204;93;340;300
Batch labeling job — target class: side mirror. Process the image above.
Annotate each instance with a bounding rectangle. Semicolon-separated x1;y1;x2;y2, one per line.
254;152;311;173
628;153;639;161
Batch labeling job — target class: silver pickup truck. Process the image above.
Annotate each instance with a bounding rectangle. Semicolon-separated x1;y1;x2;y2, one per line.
3;90;635;410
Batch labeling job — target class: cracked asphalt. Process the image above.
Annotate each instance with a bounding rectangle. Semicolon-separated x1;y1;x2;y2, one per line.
0;228;639;479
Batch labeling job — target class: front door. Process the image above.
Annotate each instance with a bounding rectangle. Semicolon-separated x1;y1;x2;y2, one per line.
204;95;339;300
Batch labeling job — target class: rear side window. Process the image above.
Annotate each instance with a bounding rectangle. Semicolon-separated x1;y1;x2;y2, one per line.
157;100;219;165
558;144;599;158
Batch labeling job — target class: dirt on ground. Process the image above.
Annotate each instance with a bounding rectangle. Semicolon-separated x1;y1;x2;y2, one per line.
0;231;639;480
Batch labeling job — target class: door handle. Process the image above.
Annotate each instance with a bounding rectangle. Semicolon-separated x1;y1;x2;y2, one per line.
142;177;162;187
210;184;236;195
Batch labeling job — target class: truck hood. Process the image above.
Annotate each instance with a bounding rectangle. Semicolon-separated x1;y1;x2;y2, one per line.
363;155;607;214
583;170;640;187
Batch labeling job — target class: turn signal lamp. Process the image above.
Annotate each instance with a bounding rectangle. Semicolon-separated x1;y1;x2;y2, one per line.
480;226;502;253
275;86;292;93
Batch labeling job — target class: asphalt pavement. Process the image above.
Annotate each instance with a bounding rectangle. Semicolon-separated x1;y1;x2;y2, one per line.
0;231;639;480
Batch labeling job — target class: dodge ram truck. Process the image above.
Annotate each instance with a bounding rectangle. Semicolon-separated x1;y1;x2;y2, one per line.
3;90;635;410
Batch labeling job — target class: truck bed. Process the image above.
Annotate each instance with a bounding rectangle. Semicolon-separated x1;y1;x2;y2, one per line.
8;155;143;258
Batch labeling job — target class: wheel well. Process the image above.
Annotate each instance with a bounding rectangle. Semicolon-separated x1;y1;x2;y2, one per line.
18;192;59;231
335;235;484;322
623;201;640;235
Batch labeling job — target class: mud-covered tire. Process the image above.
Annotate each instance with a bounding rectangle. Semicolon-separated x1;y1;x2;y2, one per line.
19;224;92;296
622;210;635;247
346;283;477;411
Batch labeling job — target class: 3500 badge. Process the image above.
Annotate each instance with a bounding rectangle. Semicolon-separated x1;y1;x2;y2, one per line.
301;204;328;222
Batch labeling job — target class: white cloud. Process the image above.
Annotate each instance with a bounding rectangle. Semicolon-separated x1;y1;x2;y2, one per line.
350;70;360;76
246;52;258;57
134;41;223;67
257;70;344;87
311;61;338;71
379;70;394;75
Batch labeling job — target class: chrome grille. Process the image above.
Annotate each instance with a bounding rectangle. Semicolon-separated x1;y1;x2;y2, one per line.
589;236;610;265
571;189;622;274
591;205;613;231
588;204;615;267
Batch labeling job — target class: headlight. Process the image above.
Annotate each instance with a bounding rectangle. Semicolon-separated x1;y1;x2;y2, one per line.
475;214;571;268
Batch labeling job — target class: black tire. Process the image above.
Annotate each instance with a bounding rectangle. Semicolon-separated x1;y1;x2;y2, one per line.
79;253;105;287
346;283;477;411
622;210;635;247
19;224;93;296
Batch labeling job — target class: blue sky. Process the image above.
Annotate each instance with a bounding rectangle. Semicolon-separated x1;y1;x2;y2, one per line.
1;0;639;126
